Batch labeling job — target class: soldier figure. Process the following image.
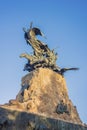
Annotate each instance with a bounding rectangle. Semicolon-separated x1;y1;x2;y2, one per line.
20;23;79;74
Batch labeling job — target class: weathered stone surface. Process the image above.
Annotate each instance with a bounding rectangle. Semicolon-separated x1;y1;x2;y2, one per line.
0;68;87;129
0;107;87;130
16;68;82;124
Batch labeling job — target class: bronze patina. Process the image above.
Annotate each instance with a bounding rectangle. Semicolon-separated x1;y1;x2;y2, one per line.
20;23;79;75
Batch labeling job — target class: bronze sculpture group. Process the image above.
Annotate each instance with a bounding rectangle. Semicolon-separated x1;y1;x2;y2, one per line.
20;22;78;75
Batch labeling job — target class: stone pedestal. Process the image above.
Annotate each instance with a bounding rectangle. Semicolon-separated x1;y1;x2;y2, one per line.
0;68;86;130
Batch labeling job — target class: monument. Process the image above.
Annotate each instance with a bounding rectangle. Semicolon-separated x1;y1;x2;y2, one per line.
0;23;87;130
20;22;78;75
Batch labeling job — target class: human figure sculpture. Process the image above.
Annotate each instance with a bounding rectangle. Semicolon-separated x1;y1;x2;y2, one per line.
20;23;79;74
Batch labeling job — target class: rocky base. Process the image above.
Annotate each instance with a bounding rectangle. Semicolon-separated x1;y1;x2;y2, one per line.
15;68;82;124
0;68;86;129
0;107;87;130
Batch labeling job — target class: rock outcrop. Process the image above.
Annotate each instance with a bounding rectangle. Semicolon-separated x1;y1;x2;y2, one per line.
0;68;87;130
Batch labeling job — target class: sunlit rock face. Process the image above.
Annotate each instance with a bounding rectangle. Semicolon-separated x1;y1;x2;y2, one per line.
16;68;81;124
0;68;87;130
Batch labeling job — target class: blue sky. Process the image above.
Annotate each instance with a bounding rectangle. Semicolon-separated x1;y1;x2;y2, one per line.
0;0;87;123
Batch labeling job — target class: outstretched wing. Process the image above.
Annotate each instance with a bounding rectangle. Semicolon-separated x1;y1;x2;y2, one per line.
65;68;79;71
60;67;79;75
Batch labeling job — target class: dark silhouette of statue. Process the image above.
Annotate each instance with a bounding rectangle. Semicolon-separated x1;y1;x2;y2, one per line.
20;22;79;75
